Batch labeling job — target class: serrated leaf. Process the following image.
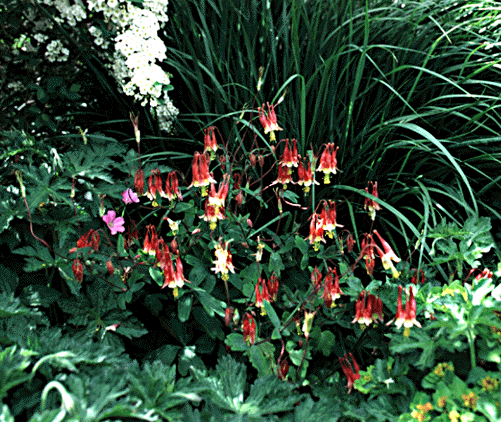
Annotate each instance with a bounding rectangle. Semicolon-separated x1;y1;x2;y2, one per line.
316;330;336;357
248;344;273;377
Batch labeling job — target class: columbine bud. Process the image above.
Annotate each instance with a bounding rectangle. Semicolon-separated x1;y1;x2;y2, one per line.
72;259;84;283
171;238;178;254
134;168;144;196
106;260;114;275
225;306;234;326
258;155;264;167
247;218;253;227
219;155;226;164
235;191;243;206
250;153;257;167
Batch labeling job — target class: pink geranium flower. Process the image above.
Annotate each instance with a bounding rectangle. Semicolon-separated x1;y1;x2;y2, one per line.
122;188;139;204
102;210;125;235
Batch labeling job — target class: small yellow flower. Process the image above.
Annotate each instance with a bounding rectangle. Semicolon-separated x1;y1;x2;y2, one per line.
449;410;460;422
481;376;499;392
411;410;425;421
437;396;447;408
434;362;454;377
461;391;477;409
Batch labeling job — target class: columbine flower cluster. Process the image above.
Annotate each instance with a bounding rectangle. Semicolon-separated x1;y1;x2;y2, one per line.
31;0;179;133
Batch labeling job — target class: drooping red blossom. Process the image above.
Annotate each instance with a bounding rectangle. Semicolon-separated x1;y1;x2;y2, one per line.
323;267;344;308
297;156;319;194
386;285;406;329
373;230;401;278
189;152;216;195
339;353;361;394
165;172;183;201
316;143;339;184
364;181;381;221
268;274;279;301
279;139;299;168
203;126;219;158
258;102;283;141
70;229;99;254
255;277;270;315
243;313;256;345
320;200;344;238
306;212;325;251
143;225;159;255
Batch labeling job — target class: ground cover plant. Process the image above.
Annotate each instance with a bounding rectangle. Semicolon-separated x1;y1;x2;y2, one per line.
1;0;501;421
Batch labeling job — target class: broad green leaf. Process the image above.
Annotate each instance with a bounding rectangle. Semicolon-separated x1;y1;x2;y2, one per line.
178;295;192;322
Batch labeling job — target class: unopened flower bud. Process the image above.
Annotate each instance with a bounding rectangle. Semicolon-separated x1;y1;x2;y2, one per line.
258;155;264;167
72;259;84;283
171;238;178;254
225;306;234;326
250;153;257;167
219;155;226;164
247;218;253;227
106;260;114;275
235;191;243;206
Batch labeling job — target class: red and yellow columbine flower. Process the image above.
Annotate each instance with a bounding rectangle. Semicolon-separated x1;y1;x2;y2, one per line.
273;163;293;189
258;102;283;142
373;230;401;278
165;171;183;201
339;353;361;394
203;126;219;160
212;240;235;281
306;212;325;251
146;169;167;206
279;138;299;168
243;313;257;345
142;224;159;256
297;156;318;195
351;291;383;326
189;152;216;196
403;285;421;330
386;285;405;329
201;174;230;230
364;181;381;221
255;277;270;315
69;229;100;254
322;267;344;308
387;285;421;336
159;243;185;297
316;143;339;184
320;200;344;239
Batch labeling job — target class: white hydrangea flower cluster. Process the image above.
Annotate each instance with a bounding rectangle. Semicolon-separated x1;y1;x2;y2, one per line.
45;39;70;62
33;0;178;133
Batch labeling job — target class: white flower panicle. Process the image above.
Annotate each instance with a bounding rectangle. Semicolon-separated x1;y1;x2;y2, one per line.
31;0;178;133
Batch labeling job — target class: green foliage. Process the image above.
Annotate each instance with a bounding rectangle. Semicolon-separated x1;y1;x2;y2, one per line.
2;0;501;421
